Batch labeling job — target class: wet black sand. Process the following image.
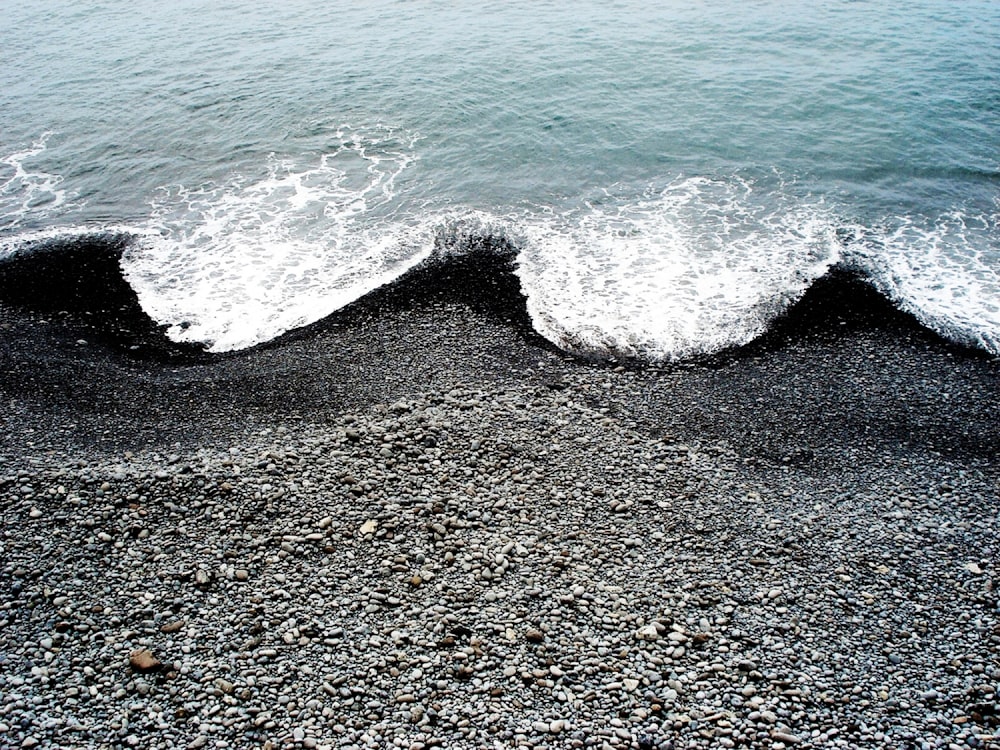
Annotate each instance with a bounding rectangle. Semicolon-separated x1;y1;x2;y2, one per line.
0;238;998;474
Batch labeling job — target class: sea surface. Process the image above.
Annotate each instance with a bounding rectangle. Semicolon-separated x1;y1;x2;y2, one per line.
1;0;998;359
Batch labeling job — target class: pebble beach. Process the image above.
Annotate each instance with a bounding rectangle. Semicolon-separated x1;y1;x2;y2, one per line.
3;1;999;747
1;269;998;750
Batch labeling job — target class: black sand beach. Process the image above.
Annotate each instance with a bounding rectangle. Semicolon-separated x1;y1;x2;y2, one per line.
0;243;998;748
1;237;997;463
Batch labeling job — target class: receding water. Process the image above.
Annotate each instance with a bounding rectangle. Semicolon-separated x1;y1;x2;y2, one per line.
1;0;998;357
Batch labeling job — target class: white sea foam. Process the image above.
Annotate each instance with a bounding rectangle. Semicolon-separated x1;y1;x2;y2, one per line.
849;209;1000;356
2;130;997;362
514;177;841;361
121;127;431;352
0;133;72;235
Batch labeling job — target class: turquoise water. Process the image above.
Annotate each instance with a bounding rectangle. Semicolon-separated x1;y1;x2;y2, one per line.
1;1;998;358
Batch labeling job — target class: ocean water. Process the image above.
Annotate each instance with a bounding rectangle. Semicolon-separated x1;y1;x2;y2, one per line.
1;0;998;359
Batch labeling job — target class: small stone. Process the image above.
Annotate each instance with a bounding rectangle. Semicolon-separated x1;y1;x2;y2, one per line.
28;508;42;519
161;620;185;634
525;628;545;643
235;569;249;581
359;519;378;535
186;736;208;750
964;562;983;575
771;731;801;744
194;569;211;587
129;648;161;673
214;678;234;694
636;624;660;641
409;575;423;587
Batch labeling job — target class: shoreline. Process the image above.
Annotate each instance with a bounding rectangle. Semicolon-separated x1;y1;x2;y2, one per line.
1;234;997;461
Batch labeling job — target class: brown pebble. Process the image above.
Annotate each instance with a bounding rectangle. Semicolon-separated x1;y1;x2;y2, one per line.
160;620;185;634
129;648;161;673
525;628;545;643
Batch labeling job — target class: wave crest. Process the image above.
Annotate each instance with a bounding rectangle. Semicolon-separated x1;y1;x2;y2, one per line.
1;143;997;362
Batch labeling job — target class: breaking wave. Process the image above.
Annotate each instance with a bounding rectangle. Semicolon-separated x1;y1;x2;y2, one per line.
1;133;997;361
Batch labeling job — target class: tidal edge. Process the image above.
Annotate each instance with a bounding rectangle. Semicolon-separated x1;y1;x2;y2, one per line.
0;232;998;465
0;232;990;365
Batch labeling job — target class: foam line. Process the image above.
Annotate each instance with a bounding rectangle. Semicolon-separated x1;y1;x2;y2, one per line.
0;132;71;233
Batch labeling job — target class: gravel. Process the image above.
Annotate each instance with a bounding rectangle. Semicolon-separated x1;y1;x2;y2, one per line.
1;375;998;749
1;270;998;748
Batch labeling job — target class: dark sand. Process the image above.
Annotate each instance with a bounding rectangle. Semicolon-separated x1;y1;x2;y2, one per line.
0;242;998;472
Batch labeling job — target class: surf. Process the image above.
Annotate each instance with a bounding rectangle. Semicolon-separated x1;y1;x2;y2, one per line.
1;134;997;363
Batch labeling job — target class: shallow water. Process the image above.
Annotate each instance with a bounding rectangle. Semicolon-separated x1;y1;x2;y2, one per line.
1;0;997;358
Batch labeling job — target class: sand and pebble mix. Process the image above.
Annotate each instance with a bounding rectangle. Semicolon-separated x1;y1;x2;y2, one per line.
1;373;997;749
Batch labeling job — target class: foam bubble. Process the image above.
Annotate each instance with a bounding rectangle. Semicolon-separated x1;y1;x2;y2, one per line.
848;209;1000;355
0;132;72;234
121;126;430;352
515;177;841;361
